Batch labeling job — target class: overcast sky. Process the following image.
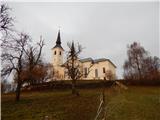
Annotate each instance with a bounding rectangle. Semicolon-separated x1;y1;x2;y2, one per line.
9;2;159;78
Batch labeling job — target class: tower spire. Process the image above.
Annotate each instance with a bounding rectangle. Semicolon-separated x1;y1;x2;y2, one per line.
56;30;61;45
52;30;64;51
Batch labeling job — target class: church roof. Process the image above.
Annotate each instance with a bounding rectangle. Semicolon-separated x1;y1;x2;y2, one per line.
53;44;64;50
56;30;61;45
94;58;116;68
52;30;64;51
94;58;107;63
80;58;93;63
80;57;116;68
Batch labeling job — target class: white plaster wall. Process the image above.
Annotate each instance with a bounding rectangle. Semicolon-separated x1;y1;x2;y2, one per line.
52;47;64;67
81;61;116;80
52;57;116;80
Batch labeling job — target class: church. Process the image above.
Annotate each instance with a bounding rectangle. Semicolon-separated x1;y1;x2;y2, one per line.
51;31;116;80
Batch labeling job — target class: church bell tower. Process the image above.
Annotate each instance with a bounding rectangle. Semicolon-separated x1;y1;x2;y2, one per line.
52;30;64;67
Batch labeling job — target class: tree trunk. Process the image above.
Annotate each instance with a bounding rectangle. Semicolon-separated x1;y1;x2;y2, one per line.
135;55;142;80
71;79;79;96
72;79;76;94
15;81;22;101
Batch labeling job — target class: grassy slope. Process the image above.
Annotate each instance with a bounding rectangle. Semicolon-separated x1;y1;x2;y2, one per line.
2;86;160;120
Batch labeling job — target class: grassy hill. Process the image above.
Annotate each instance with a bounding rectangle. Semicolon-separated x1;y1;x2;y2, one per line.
2;86;160;120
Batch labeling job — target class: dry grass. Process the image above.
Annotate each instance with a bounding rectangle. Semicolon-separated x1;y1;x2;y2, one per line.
2;86;160;120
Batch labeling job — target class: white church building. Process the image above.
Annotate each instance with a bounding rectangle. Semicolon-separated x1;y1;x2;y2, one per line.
51;31;116;80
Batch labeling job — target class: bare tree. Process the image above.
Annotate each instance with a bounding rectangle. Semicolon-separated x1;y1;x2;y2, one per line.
65;41;82;96
1;4;46;100
123;42;148;80
0;3;13;35
24;36;45;85
123;42;160;81
0;3;15;56
1;32;30;101
36;63;55;83
1;80;8;93
142;56;160;80
65;41;93;96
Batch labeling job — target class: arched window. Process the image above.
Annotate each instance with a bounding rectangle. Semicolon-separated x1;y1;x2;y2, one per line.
95;69;98;78
54;51;56;55
103;67;105;73
59;51;61;55
84;67;88;78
